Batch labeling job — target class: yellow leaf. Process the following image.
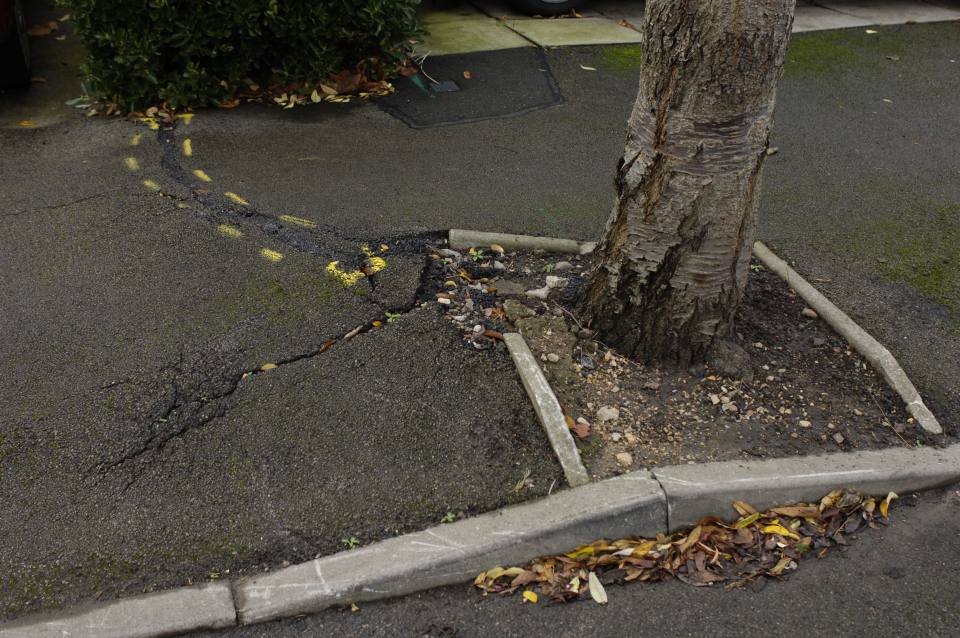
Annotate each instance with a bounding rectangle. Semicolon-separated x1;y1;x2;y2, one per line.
130;133;141;146
260;363;278;371
734;512;760;529
588;572;607;604
371;321;382;328
522;590;538;604
568;576;580;593
880;492;898;518
677;525;702;553
142;179;161;191
124;157;139;171
311;89;322;103
762;524;800;541
769;556;793;576
182;138;193;156
193;169;212;182
732;500;757;516
176;113;194;123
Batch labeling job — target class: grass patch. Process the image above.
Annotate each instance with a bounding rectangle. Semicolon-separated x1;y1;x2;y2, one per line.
600;45;643;72
853;203;960;311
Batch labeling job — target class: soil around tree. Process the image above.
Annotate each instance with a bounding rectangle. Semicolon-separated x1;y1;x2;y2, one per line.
427;245;954;480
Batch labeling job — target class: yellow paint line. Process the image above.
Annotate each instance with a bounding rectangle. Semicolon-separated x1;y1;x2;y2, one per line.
260;248;284;262
177;113;194;124
218;224;242;238
225;192;249;206
142;179;161;191
124;157;140;171
326;261;366;286
182;138;193;156
279;214;317;229
130;133;142;146
193;169;212;182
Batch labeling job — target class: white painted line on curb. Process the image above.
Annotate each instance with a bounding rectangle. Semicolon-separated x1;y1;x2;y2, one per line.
504;332;591;487
753;241;943;434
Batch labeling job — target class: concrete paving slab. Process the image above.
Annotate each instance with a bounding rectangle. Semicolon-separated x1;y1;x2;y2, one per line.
793;4;876;32
506;16;642;46
416;17;533;55
820;0;960;25
0;584;235;638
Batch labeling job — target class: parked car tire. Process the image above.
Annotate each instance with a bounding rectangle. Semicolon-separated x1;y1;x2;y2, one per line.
0;0;30;89
510;0;588;17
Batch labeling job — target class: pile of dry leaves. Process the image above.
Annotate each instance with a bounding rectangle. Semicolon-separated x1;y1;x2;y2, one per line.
475;490;897;604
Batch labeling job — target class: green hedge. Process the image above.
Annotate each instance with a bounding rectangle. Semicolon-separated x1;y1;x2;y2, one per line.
60;0;420;111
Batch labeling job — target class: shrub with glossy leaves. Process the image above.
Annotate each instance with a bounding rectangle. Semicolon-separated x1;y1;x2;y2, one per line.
60;0;420;110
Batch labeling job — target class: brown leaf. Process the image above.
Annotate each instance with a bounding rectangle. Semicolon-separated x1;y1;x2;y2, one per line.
770;506;820;519
331;69;364;94
482;329;504;341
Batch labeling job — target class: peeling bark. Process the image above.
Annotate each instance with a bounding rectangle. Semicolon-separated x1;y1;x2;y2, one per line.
579;0;796;365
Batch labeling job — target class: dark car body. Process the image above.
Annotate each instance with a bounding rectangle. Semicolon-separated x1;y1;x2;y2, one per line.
0;0;29;89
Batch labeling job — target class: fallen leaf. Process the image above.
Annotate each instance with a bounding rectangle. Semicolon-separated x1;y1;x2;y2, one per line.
579;64;597;71
588;572;607;604
880;492;898;518
311;89;322;103
522;590;538;604
260;363;278;371
732;501;757;516
769;506;819;519
762;524;800;541
28;22;58;37
463;71;472;79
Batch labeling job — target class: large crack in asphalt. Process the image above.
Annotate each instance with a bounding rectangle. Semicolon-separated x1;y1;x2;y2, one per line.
88;124;449;488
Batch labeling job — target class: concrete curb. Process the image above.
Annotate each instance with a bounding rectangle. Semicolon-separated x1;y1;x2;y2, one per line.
655;444;960;531
448;228;596;255
753;241;943;435
234;471;666;624
0;583;235;638
3;446;959;636
503;332;590;487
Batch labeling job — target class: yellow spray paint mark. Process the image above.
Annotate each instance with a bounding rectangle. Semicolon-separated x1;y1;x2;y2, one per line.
217;224;242;238
142;179;161;191
124;157;140;171
177;113;194;124
139;117;159;130
260;248;284;262
193;169;212;182
279;214;317;229
18;120;36;127
326;262;367;286
182;138;193;156
130;133;142;146
225;192;248;206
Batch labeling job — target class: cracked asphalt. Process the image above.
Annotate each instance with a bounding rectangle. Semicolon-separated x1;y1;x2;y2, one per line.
1;3;958;630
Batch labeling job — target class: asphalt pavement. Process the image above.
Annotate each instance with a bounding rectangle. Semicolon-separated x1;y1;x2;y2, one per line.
1;2;958;631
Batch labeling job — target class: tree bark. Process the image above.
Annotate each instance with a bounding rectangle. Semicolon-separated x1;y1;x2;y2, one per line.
578;0;795;365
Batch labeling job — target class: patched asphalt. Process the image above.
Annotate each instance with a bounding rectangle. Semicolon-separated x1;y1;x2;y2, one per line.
1;12;958;627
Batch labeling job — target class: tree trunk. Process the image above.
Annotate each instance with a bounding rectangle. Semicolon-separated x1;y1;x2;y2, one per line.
578;0;795;366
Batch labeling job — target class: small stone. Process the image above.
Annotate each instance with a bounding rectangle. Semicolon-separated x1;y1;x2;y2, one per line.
545;275;568;289
546;353;560;363
604;350;614;362
827;423;836;429
438;248;461;260
853;409;864;416
801;307;818;319
489;243;505;255
578;328;595;340
503;299;535;322
642;381;661;391
610;432;622;442
766;146;779;156
580;354;595;370
526;287;550;300
799;420;812;428
812;337;826;347
437;297;452;305
833;433;845;444
492;260;506;270
473;324;483;333
615;452;633;467
709;394;721;405
576;417;589;425
790;432;799;439
597;406;620;422
894;422;907;434
721;402;739;413
624;433;638;444
554;261;574;272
